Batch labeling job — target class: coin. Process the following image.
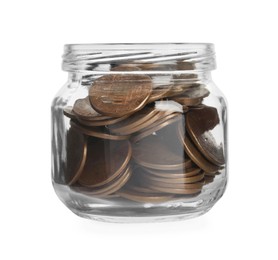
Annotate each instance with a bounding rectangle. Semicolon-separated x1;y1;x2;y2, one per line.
89;74;153;117
172;86;210;106
131;113;182;143
186;106;225;165
70;120;130;140
177;124;219;174
78;166;132;197
132;134;191;171
73;97;110;121
144;166;200;178
77;114;129;127
78;138;132;188
108;107;161;135
63;106;77;119
65;127;87;185
143;176;205;189
147;85;172;103
142;171;205;184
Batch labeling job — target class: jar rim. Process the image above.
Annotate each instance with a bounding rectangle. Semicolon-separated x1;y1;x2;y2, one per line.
64;42;214;51
62;43;216;74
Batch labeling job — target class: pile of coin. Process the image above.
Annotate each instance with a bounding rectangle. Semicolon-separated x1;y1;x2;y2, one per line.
62;66;225;203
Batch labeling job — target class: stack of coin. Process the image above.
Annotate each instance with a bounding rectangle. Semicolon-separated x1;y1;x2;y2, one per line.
62;65;225;202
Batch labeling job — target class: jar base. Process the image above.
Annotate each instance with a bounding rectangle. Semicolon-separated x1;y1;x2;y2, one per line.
54;177;226;223
71;207;212;223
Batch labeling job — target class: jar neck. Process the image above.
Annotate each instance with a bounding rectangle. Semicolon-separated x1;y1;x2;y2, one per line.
62;43;216;75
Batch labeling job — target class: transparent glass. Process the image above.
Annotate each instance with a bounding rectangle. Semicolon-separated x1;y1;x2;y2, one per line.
52;43;228;222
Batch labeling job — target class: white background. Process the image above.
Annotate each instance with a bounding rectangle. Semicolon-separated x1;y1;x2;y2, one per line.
0;0;277;259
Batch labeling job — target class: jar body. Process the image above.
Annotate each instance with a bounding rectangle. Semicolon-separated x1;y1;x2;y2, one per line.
52;44;228;222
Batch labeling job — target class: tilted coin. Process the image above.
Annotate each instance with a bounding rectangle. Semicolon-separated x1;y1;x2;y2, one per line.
78;166;132;197
177;124;219;174
70;120;130;140
142;175;205;189
63;106;77;119
144;166;200;178
89;74;153;117
141;171;205;184
77;114;129;127
172;86;210;106
73;96;110;121
132;134;191;171
147;85;172;103
186;106;225;165
131;113;182;143
107;107;161;135
78;137;132;188
65;127;87;185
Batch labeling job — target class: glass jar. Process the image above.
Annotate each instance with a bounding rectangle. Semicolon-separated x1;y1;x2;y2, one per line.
51;43;228;222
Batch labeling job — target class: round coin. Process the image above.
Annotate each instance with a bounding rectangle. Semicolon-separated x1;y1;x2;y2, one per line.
143;177;205;189
186;106;225;165
107;107;160;135
177;124;219;174
142;171;205;184
89;74;153;117
172;86;210;106
131;113;182;143
65;127;87;185
144;166;201;178
70;120;130;140
77;114;129;127
147;85;172;103
78;138;132;188
132;134;190;171
63;106;77;119
79;166;132;197
73;96;110;121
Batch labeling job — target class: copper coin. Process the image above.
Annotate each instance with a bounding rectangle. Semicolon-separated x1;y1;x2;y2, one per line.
131;113;182;143
79;166;132;197
149;185;202;195
77;114;129;127
177;124;219;174
73;97;110;121
186;106;225;165
118;189;173;203
65;127;87;185
70;120;130;140
143;176;205;189
142;171;205;184
108;107;160;135
147;85;172;103
89;74;152;117
144;166;201;178
78;138;132;188
63;106;77;119
132;134;190;171
172;87;209;105
173;97;203;106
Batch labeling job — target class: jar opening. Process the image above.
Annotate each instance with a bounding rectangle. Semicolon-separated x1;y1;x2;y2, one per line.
62;43;216;74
